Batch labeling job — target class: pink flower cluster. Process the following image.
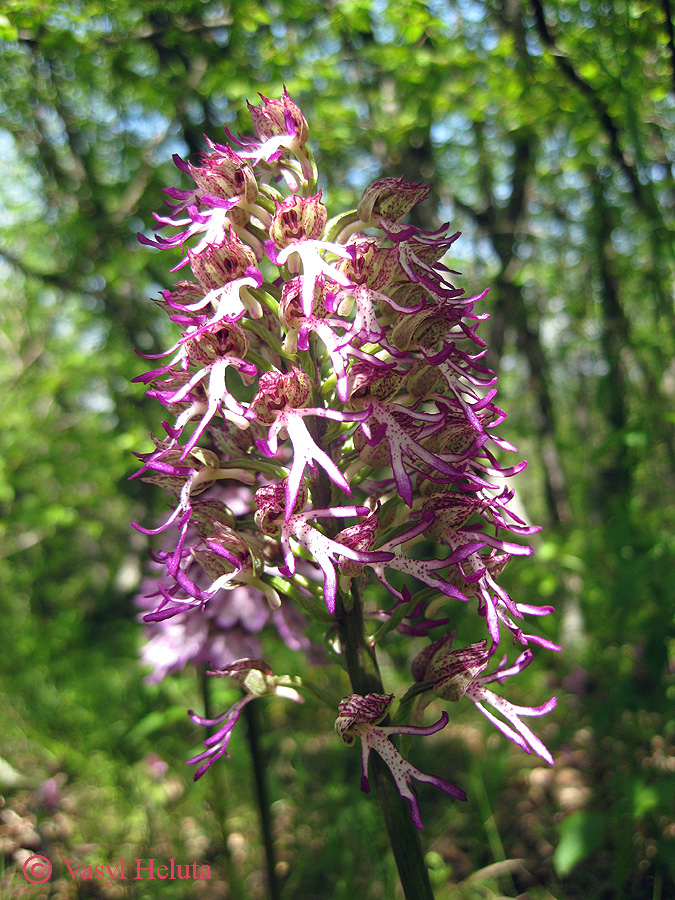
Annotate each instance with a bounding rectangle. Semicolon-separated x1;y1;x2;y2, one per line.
134;90;558;827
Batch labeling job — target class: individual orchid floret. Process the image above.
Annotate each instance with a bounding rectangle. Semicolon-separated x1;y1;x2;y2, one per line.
331;281;422;357
137;522;283;625
366;511;478;606
390;293;488;353
225;89;314;186
335;692;466;830
269;193;327;248
153;325;258;453
137;205;224;259
174;142;259;207
193;526;281;607
280;290;387;403
274;503;394;613
184;266;265;331
153;155;267;267
382;220;463;286
252;372;371;517
351;399;475;507
411;636;557;765
132;290;261;400
422;488;540;549
248;88;309;149
411;632;489;703
188;658;303;780
424;520;560;649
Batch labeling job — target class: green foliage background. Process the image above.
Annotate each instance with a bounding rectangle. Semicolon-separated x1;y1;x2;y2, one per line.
0;1;674;898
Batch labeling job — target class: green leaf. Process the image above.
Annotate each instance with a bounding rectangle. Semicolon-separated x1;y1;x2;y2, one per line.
0;14;18;40
630;779;660;819
553;810;608;877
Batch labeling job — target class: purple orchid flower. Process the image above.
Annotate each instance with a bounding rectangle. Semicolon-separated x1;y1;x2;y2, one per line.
133;92;559;830
412;636;557;765
188;658;303;780
335;693;466;829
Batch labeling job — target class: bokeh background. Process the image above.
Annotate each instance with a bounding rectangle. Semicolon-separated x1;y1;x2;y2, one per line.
1;1;674;898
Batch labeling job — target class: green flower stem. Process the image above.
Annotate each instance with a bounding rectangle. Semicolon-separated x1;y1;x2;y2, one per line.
335;584;435;900
243;700;281;900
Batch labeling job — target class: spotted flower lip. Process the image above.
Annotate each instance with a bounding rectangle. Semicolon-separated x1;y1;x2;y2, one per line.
335;693;466;829
411;637;557;765
255;406;368;520
278;505;394;613
269;237;353;318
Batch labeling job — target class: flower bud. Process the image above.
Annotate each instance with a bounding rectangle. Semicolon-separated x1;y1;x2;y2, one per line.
357;176;431;225
248;87;309;146
209;658;277;696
